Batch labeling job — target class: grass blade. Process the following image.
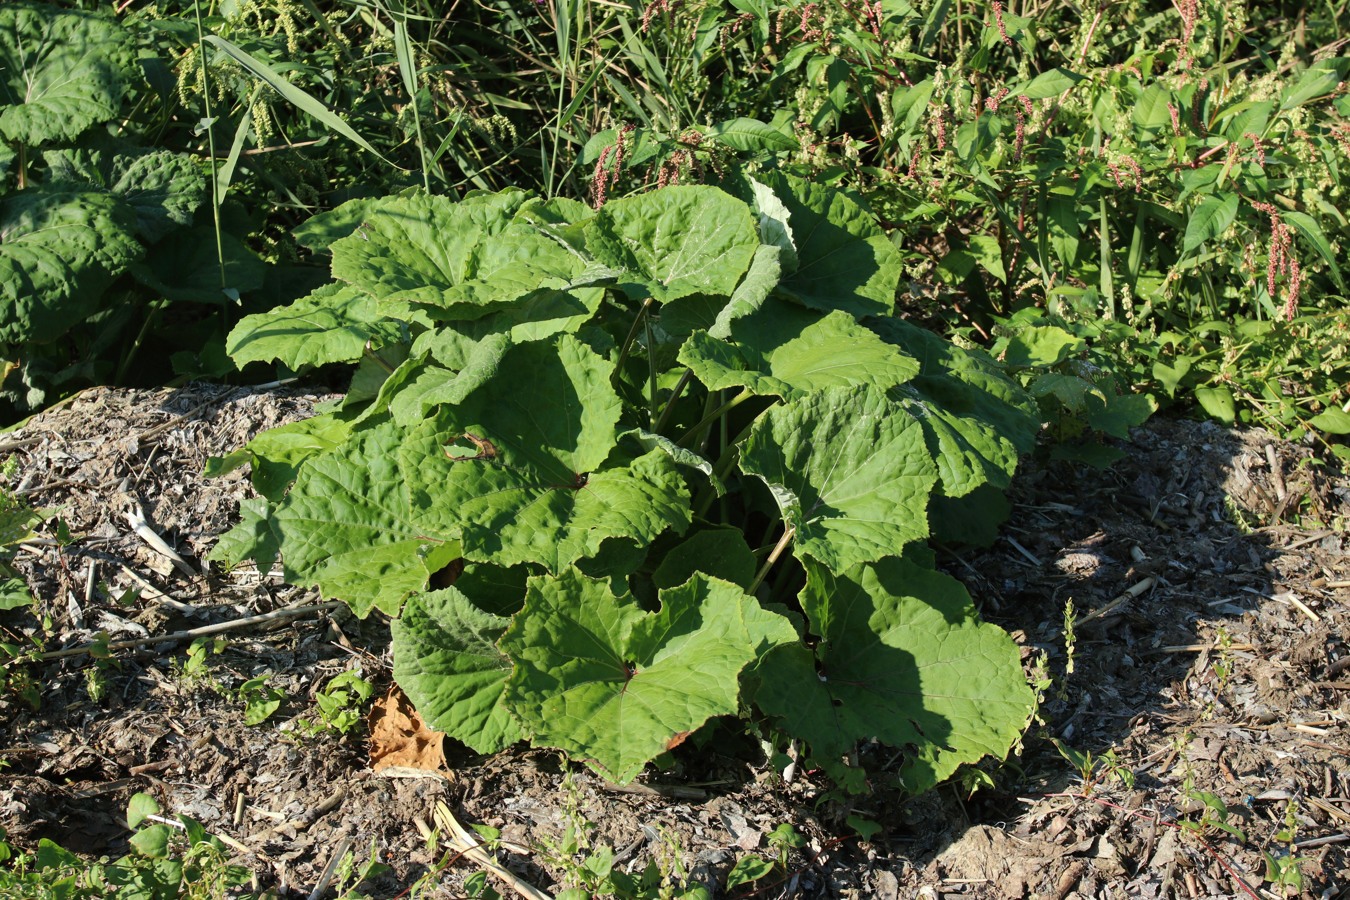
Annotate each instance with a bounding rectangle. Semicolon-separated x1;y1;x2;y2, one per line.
203;34;398;168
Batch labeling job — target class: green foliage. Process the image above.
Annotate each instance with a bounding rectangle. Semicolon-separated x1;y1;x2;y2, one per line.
1050;739;1135;794
236;674;285;726
177;636;224;684
535;777;711;899
0;480;43;611
215;178;1037;791
0;1;223;421
754;557;1034;793
0;3;134;146
606;0;1350;449
500;571;797;783
1154;314;1350;460
306;670;375;736
1263;801;1310;894
1180;786;1247;842
0;794;249;900
985;309;1160;466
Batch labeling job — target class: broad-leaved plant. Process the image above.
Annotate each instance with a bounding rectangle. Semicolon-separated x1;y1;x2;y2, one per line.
212;175;1039;792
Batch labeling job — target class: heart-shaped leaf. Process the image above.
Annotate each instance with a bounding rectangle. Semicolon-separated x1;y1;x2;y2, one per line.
755;173;903;317
400;336;691;570
739;385;937;572
755;557;1034;793
270;419;462;616
393;587;524;754
227;283;403;369
0;3;133;145
873;318;1037;497
501;570;797;783
0;188;142;345
586;186;759;302
680;299;918;399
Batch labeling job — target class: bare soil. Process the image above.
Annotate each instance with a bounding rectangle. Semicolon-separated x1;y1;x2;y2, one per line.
2;383;1347;899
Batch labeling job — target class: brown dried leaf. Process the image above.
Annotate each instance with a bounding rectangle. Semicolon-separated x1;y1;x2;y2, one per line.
368;686;448;774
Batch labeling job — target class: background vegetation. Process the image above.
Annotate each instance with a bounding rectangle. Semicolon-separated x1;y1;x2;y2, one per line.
2;0;1347;451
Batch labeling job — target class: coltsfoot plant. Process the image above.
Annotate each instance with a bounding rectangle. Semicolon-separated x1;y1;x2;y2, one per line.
210;175;1039;792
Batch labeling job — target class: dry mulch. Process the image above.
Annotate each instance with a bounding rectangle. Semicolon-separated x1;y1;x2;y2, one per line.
1;383;1347;899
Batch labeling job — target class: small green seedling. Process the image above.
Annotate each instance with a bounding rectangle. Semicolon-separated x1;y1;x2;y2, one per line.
330;837;393;900
178;636;224;684
1051;739;1135;793
1181;787;1247;842
0;793;251;899
0;636;42;711
725;822;808;896
307;670;375;735
957;766;998;799
766;823;806;869
0;480;44;612
237;675;285;726
1262;801;1309;894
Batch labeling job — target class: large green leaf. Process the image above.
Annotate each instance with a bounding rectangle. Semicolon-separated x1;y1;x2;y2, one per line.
0;188;141;345
209;496;281;572
205;411;355;502
1181;194;1239;255
755;557;1034;793
386;334;511;425
585;186;759;302
1017;67;1084;99
708;244;782;340
501;570;797;783
755;173;902;317
679;299;918;399
1082;391;1158;439
0;2;133;146
329;191;598;332
393;587;524;754
873;318;1037;497
621;429;724;496
449;285;606;344
227;282;403;369
739;385;937;572
705;117;799;152
747;178;797;273
417;226;597;324
293;196;390;252
329;192;529;313
1046;194;1081;269
399;336;691;570
998;325;1085;368
651;527;757;592
129;226;267;304
44;145;204;243
269;419;462;617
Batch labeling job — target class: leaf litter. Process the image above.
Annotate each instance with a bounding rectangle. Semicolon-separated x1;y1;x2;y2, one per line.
1;382;1347;897
367;687;449;777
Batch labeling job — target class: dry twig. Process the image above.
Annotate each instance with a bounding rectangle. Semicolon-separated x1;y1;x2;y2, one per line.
32;601;344;661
